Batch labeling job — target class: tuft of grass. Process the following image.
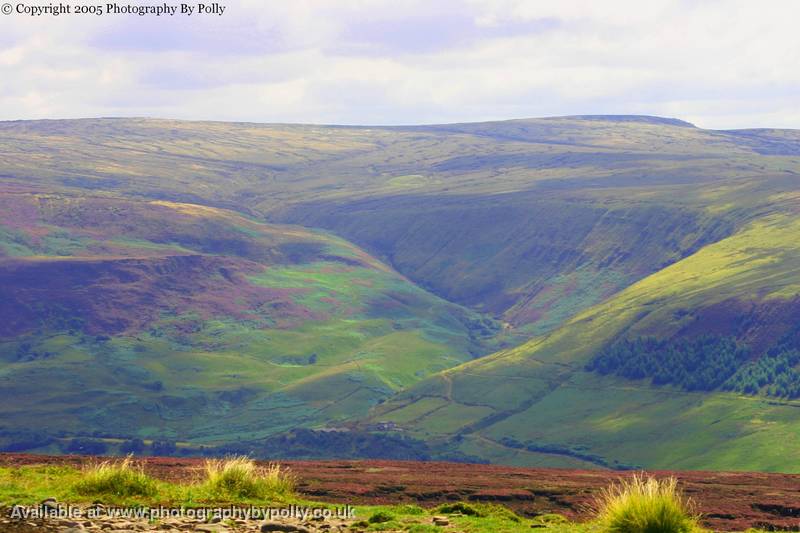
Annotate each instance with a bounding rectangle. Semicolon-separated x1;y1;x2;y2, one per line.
73;457;158;498
532;513;569;525
368;510;396;523
202;456;295;500
595;474;699;533
434;501;485;517
395;504;426;515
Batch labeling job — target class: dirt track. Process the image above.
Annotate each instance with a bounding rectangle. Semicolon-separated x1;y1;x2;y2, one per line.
2;454;800;531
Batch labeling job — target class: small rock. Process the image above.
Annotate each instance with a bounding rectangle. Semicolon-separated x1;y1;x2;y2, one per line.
260;522;311;533
195;525;229;533
260;523;294;532
41;497;58;509
432;515;450;526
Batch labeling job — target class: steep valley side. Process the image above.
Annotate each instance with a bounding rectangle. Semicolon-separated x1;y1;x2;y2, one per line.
273;192;735;335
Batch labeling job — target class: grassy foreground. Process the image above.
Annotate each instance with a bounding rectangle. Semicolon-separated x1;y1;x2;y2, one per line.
0;459;544;532
0;457;297;507
0;458;731;532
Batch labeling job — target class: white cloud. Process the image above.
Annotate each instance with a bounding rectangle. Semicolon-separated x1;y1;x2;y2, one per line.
0;0;798;128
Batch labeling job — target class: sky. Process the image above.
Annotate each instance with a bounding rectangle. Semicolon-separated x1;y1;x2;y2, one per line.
0;0;799;129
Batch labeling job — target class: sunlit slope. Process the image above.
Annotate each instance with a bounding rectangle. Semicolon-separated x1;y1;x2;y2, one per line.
278;191;735;332
368;213;800;470
268;118;800;333
0;189;498;442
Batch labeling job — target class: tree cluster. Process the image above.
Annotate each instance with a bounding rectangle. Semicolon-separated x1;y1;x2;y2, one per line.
589;330;800;399
723;343;800;399
586;335;750;391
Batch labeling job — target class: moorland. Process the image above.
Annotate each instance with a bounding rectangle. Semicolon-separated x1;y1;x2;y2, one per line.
1;115;800;472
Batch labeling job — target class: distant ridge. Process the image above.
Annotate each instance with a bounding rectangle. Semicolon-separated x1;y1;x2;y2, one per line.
0;114;698;129
565;115;696;127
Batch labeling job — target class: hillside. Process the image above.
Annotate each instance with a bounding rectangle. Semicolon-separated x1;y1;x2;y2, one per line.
0;187;499;446
2;116;800;469
367;213;800;470
4;116;798;335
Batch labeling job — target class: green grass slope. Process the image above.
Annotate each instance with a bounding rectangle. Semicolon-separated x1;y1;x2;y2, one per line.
0;188;500;445
272;117;800;333
367;213;800;471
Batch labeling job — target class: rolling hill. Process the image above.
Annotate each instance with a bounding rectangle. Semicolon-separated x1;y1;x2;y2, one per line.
2;115;800;470
366;213;800;470
0;188;500;446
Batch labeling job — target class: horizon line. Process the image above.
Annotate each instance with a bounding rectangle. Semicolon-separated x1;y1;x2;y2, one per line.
3;114;798;132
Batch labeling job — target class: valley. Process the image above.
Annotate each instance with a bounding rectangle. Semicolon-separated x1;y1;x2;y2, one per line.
0;189;500;444
2;115;800;471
